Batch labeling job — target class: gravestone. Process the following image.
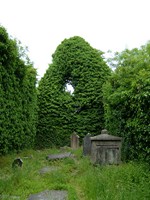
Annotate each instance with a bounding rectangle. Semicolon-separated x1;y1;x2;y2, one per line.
71;132;79;149
12;158;23;168
28;190;68;200
83;133;91;156
46;152;71;161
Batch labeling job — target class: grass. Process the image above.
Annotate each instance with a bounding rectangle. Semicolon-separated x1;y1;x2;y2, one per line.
0;147;150;200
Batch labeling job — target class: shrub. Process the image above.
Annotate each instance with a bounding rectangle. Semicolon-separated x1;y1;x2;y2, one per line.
103;44;150;162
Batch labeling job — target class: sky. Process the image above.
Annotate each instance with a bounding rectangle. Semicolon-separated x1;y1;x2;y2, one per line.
1;0;150;80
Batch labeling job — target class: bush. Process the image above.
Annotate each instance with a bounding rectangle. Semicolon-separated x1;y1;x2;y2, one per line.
103;44;150;162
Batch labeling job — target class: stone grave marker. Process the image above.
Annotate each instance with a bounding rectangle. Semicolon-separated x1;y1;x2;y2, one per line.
28;190;68;200
83;133;91;156
46;152;71;161
71;132;79;149
12;158;23;168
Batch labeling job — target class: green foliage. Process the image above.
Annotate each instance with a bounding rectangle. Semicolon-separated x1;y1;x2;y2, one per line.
0;148;79;200
80;162;150;200
103;43;150;162
37;36;111;148
0;26;37;154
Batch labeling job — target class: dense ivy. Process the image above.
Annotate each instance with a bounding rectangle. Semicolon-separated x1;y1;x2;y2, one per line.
0;26;37;154
36;36;111;148
103;44;150;162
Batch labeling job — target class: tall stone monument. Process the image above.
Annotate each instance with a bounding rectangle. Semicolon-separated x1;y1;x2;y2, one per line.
71;132;80;149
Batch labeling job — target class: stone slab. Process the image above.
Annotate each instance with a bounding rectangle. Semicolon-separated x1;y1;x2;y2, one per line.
28;190;68;200
46;152;71;161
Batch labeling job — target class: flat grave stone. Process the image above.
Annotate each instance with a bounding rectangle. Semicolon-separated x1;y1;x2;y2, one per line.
46;152;71;161
28;190;68;200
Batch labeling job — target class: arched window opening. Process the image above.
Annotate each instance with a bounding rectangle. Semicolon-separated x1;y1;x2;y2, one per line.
65;81;74;95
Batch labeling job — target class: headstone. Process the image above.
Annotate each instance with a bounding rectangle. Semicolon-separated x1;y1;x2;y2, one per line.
46;152;71;161
71;132;79;149
83;133;91;156
12;158;23;168
28;190;68;200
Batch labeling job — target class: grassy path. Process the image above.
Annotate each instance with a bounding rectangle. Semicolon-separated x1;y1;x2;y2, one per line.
0;148;150;200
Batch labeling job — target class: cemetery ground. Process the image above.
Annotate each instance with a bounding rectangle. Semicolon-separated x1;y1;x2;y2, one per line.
0;147;150;200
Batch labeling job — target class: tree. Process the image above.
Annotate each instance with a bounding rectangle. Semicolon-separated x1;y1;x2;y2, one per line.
0;26;37;154
36;36;111;148
103;43;150;162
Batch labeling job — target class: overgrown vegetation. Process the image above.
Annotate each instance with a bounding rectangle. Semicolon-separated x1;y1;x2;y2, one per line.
0;26;150;199
0;25;149;165
36;36;111;148
0;148;149;200
0;26;37;154
103;43;150;162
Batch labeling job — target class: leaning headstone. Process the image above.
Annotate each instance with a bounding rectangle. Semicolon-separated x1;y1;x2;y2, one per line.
83;133;91;156
46;152;71;161
28;190;68;200
12;158;23;168
71;132;80;149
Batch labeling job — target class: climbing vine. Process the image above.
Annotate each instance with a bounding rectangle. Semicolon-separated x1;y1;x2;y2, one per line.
0;26;37;154
36;36;111;148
